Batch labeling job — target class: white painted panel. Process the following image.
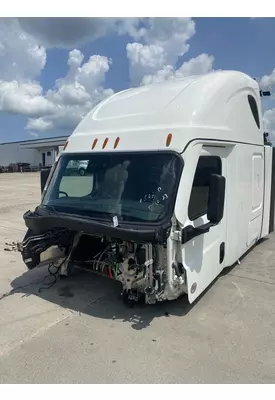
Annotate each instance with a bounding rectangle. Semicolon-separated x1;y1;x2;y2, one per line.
261;146;273;238
252;153;264;214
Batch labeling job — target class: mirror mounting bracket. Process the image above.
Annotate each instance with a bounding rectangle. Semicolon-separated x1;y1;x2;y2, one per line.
181;222;214;244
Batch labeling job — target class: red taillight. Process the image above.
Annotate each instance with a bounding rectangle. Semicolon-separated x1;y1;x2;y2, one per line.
63;140;69;150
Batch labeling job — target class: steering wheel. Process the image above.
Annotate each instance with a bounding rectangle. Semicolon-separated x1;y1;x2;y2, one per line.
59;190;68;198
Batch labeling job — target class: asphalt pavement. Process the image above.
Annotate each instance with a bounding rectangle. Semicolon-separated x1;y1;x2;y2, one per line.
0;173;275;383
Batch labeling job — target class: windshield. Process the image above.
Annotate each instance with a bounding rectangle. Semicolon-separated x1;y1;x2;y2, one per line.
42;152;183;224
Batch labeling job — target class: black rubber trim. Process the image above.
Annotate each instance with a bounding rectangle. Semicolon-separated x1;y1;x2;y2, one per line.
219;242;225;264
181;138;263;154
182;222;212;244
269;147;275;234
23;210;172;244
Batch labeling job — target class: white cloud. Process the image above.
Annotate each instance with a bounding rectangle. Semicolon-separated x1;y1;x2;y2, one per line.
26;118;53;132
0;17;214;136
26;50;114;132
0;18;114;133
0;18;46;81
0;80;54;117
67;49;84;69
17;18;118;48
174;53;215;78
258;68;275;144
126;18;196;85
127;43;166;84
263;109;275;142
141;53;215;85
0;49;113;133
0;18;51;121
17;18;147;49
131;18;195;53
0;18;143;134
260;69;275;90
116;18;146;39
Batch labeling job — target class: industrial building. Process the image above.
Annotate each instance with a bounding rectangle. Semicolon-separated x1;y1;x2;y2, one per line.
0;136;68;168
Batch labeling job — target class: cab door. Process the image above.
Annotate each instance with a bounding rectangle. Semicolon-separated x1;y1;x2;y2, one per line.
182;146;228;303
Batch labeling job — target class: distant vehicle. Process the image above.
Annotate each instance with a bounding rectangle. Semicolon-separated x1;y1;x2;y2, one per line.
7;162;31;172
78;160;88;176
65;160;88;176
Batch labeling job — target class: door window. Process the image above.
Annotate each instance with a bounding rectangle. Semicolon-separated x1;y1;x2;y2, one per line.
188;156;222;220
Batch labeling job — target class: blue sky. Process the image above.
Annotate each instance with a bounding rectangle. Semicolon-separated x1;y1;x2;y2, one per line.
1;17;275;143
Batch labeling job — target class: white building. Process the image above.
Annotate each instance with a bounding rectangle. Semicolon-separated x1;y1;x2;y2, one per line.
0;136;68;167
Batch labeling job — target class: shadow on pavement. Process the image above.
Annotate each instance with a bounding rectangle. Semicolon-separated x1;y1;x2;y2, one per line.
11;236;267;330
10;264;220;331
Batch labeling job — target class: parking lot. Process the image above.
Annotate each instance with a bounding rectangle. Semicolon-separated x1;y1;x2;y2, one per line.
0;172;275;383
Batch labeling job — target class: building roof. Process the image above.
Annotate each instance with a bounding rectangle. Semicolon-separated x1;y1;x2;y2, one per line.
0;136;68;148
20;136;68;149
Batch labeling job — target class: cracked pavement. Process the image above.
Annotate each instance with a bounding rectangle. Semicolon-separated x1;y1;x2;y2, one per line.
0;172;275;383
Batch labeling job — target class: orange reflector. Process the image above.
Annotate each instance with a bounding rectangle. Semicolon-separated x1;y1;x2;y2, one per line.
92;138;98;149
102;138;109;149
166;133;172;147
63;140;69;150
114;137;120;149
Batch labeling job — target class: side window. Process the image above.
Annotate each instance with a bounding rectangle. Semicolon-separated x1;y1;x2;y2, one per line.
248;95;260;129
188;156;222;221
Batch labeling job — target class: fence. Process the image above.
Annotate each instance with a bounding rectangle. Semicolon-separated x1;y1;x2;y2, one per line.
0;165;49;173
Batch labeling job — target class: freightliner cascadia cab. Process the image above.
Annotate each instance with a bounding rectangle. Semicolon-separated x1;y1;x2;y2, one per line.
20;71;275;306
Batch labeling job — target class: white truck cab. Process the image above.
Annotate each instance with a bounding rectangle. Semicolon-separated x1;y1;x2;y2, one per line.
20;70;275;306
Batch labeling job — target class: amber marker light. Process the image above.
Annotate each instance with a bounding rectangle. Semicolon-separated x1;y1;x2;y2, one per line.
166;133;172;147
92;138;98;149
102;138;109;149
114;137;120;149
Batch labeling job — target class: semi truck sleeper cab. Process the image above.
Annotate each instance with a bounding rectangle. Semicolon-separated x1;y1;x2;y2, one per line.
19;70;275;306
